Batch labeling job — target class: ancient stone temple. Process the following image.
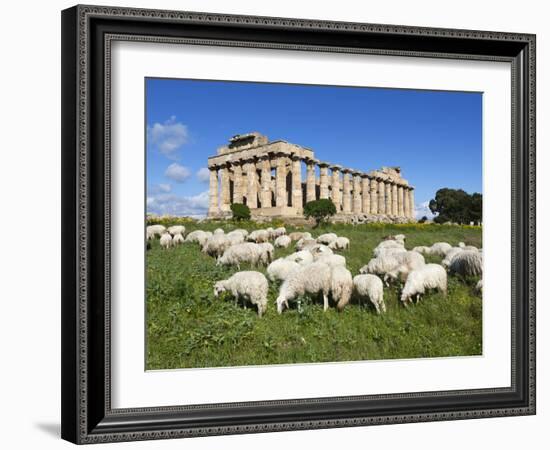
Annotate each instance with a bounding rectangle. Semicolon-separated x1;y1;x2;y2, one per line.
207;132;416;222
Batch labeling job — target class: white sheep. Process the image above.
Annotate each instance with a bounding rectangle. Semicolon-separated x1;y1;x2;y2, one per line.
441;247;464;269
428;242;453;257
308;244;334;259
476;279;483;294
295;237;316;250
257;242;275;264
315;254;346;268
276;262;332;314
386;251;426;282
159;232;173;249
214;271;269;317
216;243;263;268
400;264;447;305
267;258;301;282
266;227;275;239
146;224;166;240
288;231;305;241
274;235;292;248
247;229;270;243
201;234;231;258
213;228;225;235
449;250;483;277
373;240;405;258
328;236;350;250
284;250;314;266
373;246;407;259
231;228;249;238
226;232;245;246
172;233;185;245
167;225;185;236
411;246;431;255
353;274;385;314
316;233;338;245
462;245;479;252
272;227;287;238
329;265;353;311
360;255;400;279
185;230;208;244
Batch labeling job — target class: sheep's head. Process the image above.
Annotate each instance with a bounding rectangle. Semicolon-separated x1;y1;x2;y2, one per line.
276;296;289;314
213;281;226;298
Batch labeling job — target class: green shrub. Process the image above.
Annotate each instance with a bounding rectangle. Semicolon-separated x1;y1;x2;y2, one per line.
303;199;337;227
230;203;251;221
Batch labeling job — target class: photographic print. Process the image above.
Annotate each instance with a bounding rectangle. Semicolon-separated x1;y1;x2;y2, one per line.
145;78;483;370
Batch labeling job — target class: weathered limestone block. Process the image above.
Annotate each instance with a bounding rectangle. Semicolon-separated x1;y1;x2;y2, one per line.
259;157;272;208
331;166;342;211
378;179;386;215
275;156;288;207
319;163;329;199
306;160;316;203
409;189;415;219
353;173;362;213
385;181;392;216
362;175;370;214
403;187;410;218
391;183;398;216
370;177;378;215
342;170;352;213
220;164;231;212
398;185;404;217
244;160;258;209
291;156;303;211
208;167;219;215
232;163;243;204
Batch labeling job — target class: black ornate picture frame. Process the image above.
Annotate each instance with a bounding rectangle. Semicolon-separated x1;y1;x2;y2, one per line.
61;4;536;444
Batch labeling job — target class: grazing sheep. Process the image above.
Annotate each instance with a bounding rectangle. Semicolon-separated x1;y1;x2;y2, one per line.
266;227;275;239
295;237;316;250
400;264;447;305
449;250;483;277
374;246;407;258
146;224;166;240
167;225;185;236
217;243;263;268
360;252;423;285
428;242;453;257
185;230;208;244
373;239;405;257
267;258;300;282
276;262;332;314
458;242;466;248
288;232;305;241
272;227;287;238
274;235;292;248
353;274;385;314
214;271;269;317
309;244;334;259
247;229;270;243
316;233;338;245
202;234;231;258
172;233;185;245
360;255;400;278
232;228;249;238
226;232;245;246
214;228;225;235
284;250;314;266
329;265;353;311
441;247;464;269
328;236;350;250
257;242;275;264
412;246;431;255
159;233;173;249
393;234;406;242
316;254;346;268
462;245;479;252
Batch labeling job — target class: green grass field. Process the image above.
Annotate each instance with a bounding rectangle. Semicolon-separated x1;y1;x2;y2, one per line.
146;221;482;370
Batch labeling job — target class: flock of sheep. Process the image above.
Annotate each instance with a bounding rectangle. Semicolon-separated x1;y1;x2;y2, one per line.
147;224;483;318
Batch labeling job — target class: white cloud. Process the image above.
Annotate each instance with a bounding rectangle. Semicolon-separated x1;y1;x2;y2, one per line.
147;116;188;159
146;191;210;218
196;167;210;183
415;201;436;220
148;183;172;194
164;163;191;183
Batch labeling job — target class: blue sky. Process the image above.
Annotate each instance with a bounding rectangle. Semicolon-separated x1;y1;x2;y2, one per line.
146;78;482;218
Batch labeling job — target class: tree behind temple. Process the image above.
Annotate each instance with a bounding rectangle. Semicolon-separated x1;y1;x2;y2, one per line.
304;199;337;227
429;188;482;224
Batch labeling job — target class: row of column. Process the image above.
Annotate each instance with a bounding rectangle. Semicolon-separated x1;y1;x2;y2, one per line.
208;156;415;219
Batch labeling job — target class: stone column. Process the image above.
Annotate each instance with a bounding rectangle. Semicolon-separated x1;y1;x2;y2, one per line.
391;183;398;216
370;177;378;215
319;163;329;199
378;178;386;215
331;165;342;211
361;175;370;214
208;166;219;216
244;159;257;209
306;159;317;203
220;164;231;213
342;169;352;214
232;163;243;204
291;156;303;211
398;185;404;217
385;181;392;216
275;155;288;208
259;156;272;208
352;172;362;213
409;189;415;219
404;187;410;219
